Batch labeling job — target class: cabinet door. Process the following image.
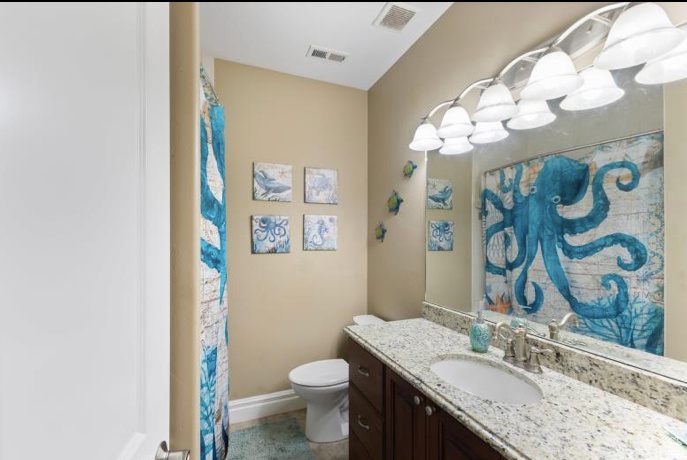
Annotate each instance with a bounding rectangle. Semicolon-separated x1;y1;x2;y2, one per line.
427;405;503;460
385;369;427;460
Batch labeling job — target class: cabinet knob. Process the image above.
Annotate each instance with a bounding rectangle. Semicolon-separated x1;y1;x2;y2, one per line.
413;395;423;406
425;405;435;416
356;366;370;377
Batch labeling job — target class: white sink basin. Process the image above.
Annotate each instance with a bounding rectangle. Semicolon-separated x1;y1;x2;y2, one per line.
430;357;542;404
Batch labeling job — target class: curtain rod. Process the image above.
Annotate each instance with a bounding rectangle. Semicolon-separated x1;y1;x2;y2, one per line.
480;128;664;176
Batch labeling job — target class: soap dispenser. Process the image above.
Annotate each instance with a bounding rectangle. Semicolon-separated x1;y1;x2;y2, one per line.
470;298;492;353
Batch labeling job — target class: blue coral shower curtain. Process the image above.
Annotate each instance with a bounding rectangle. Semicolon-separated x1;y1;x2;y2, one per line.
200;67;230;460
481;132;665;355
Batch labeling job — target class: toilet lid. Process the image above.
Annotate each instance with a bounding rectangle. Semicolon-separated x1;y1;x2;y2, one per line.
289;359;348;387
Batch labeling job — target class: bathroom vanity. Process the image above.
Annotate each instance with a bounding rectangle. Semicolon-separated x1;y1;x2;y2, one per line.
348;339;502;460
346;317;687;460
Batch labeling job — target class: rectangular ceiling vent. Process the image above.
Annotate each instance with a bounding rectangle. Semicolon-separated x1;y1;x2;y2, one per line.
306;45;349;64
373;2;419;32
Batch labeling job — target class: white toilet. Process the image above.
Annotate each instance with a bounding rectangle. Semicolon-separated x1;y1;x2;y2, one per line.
289;314;385;443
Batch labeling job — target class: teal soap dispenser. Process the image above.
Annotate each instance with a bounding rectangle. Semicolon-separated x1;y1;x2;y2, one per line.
470;298;492;353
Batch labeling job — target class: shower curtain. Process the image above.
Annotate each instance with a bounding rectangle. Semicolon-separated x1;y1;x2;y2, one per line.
481;132;665;355
199;67;230;460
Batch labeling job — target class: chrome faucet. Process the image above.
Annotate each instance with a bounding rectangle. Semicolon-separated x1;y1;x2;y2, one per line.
493;322;554;373
548;312;580;340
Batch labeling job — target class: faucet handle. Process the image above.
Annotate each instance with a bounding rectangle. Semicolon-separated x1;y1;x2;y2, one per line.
526;346;554;373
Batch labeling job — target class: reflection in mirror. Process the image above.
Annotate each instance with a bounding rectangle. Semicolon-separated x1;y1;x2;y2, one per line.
424;5;687;383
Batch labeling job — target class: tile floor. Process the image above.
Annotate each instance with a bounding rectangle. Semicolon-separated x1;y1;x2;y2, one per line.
230;409;348;460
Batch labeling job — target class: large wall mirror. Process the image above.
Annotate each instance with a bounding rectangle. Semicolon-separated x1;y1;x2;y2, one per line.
424;3;687;383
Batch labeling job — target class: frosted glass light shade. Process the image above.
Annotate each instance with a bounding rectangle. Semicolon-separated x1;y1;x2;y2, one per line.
507;99;556;130
437;103;474;138
472;82;518;122
560;67;625;111
470;121;509;144
636;31;687;84
439;137;473;155
521;50;583;100
595;3;684;70
409;120;443;151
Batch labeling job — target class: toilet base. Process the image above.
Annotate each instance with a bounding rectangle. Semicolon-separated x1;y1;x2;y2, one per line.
304;397;349;443
290;381;350;443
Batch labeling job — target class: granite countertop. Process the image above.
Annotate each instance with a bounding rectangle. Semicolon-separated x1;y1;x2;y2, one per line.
345;318;687;460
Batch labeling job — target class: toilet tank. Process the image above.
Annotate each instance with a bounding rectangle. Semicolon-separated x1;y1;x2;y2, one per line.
353;315;385;326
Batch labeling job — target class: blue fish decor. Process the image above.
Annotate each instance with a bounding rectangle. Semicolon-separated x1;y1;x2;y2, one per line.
403;160;418;178
387;190;403;215
375;221;387;242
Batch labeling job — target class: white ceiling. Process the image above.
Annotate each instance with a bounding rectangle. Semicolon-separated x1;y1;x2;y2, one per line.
201;2;453;90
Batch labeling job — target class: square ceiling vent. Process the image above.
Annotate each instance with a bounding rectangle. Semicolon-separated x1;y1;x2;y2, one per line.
306;45;350;63
373;2;420;32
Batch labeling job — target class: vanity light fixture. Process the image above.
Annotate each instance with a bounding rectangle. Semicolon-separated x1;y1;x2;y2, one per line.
594;2;684;70
635;29;687;85
521;48;583;100
437;102;475;138
472;80;518;123
470;121;509;144
409;118;443;151
439;136;474;155
560;67;624;111
507;99;556;130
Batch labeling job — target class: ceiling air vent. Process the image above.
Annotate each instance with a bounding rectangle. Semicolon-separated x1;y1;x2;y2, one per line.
306;46;349;64
373;2;419;32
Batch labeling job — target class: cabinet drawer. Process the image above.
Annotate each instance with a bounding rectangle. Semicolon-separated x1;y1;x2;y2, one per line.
349;430;373;460
350;384;384;460
349;339;384;413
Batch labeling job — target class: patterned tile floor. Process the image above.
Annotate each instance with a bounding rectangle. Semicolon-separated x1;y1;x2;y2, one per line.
229;409;348;460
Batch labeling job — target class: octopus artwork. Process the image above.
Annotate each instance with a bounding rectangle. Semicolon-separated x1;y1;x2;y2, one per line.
481;133;665;354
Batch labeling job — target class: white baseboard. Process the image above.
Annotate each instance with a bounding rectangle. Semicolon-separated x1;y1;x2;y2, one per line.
230;389;306;424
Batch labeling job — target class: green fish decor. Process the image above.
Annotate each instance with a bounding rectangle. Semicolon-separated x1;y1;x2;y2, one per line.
403;160;418;178
375;222;387;242
387;190;403;215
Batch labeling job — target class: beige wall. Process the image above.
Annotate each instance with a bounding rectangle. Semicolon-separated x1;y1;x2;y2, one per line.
170;2;200;458
214;60;368;399
665;78;687;362
425;152;472;311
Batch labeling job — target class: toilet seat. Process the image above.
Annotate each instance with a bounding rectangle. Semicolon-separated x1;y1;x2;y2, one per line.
289;359;348;387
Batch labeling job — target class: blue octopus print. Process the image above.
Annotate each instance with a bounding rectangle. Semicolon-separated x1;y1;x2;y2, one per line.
199;67;230;460
252;215;291;254
481;133;664;355
428;220;454;251
304;215;338;251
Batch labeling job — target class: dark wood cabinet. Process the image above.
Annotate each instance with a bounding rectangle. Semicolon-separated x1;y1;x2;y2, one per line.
349;338;504;460
385;369;427;460
427;405;502;460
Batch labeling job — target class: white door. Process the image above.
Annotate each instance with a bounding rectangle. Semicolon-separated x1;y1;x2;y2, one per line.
0;3;171;460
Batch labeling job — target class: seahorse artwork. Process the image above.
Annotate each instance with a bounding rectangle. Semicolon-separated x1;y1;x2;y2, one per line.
481;133;665;355
199;67;230;460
